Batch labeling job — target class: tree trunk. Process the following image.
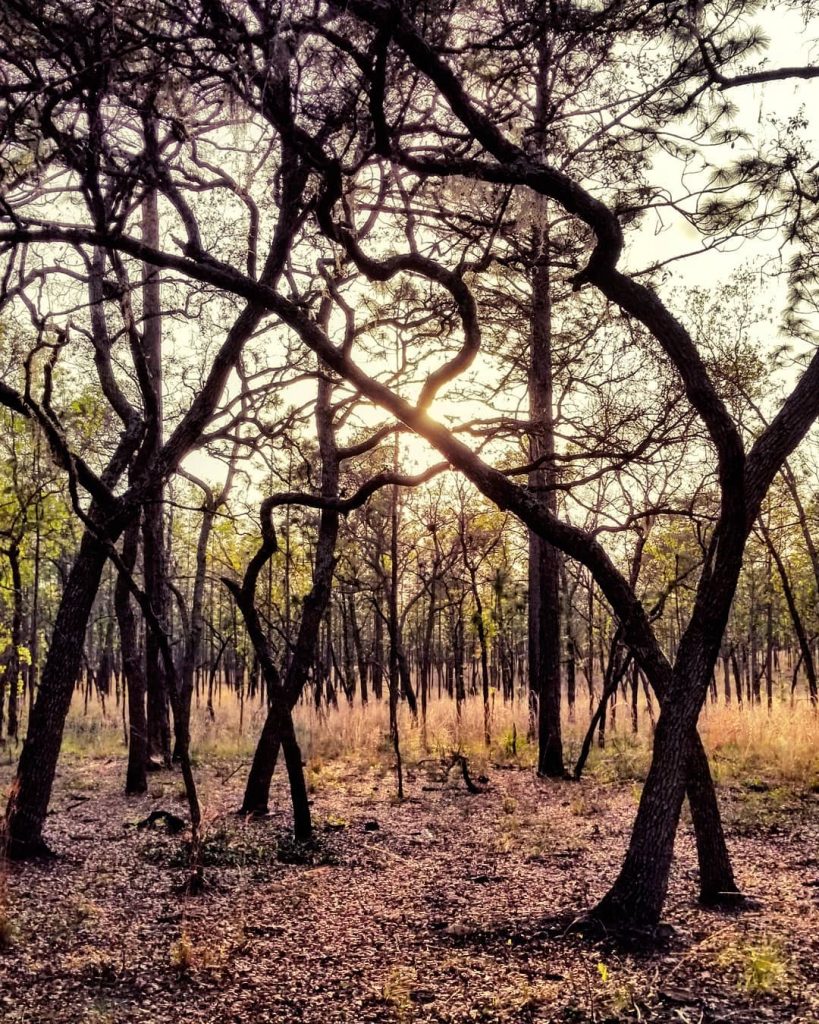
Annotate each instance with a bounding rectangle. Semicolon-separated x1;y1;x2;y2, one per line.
387;469;405;797
594;697;695;926
141;191;171;765
372;592;384;701
349;592;369;705
242;373;340;816
115;520;148;795
526;37;564;779
3;543;23;741
3;530;109;857
232;583;311;838
595;516;744;928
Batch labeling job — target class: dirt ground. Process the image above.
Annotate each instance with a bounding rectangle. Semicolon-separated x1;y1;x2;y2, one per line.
0;752;817;1024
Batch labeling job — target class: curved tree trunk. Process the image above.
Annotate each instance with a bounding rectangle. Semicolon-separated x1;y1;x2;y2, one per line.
241;372;340;818
594;698;694;927
230;580;312;838
3;530;109;857
594;514;745;928
240;502;338;816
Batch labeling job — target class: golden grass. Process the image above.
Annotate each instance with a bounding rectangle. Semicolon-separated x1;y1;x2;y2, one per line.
698;697;819;788
48;683;818;795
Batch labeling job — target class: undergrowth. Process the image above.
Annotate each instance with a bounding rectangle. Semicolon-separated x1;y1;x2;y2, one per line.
140;821;337;871
51;687;819;799
716;935;790;994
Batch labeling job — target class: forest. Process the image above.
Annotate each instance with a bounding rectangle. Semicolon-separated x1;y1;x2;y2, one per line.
0;1;818;1021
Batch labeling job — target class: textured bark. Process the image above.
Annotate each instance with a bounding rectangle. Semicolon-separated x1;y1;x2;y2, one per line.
687;736;738;903
595;512;747;926
115;520;148;795
594;701;693;926
3;530;109;857
527;47;564;775
230;580;311;838
140;191;171;766
594;659;741;922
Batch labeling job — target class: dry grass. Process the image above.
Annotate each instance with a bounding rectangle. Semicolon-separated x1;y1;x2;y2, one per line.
45;683;819;797
698;697;819;788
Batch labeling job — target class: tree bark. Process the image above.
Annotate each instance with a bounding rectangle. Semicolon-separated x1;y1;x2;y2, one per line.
141;191;172;766
3;542;23;742
527;222;563;773
115;520;148;795
3;530;109;857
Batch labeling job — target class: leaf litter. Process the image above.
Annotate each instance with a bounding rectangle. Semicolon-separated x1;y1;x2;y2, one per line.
0;755;817;1023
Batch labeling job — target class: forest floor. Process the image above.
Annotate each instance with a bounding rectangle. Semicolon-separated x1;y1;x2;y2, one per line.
1;732;818;1024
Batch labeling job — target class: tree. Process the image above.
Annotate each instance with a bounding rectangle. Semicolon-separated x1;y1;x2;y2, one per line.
3;0;819;931
0;0;308;854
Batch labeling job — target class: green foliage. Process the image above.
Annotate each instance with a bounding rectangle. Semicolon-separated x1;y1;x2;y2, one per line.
595;961;637;1019
717;937;789;994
